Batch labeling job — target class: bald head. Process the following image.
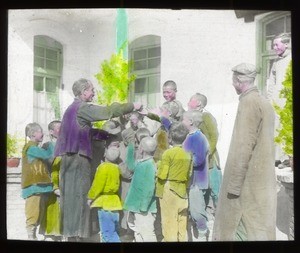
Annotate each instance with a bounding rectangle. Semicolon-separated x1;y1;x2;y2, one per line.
139;136;157;156
105;146;120;163
183;110;203;128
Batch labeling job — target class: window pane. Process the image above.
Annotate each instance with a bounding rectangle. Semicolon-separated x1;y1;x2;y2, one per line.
46;48;58;60
134;78;146;93
45;78;58;93
34;46;44;57
266;17;284;36
134;60;147;71
34;76;44;91
148;47;161;57
147;93;157;108
34;57;44;68
134;49;147;60
148;75;160;93
265;38;273;51
134;93;148;105
46;59;58;71
148;58;161;69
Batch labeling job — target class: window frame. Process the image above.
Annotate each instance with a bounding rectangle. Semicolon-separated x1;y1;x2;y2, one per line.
129;35;161;108
256;11;291;96
33;35;63;128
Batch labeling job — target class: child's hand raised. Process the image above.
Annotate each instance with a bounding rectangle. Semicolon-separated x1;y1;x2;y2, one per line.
53;189;60;197
87;199;93;207
133;102;143;111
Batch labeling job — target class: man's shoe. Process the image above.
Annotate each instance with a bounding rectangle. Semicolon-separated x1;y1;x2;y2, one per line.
196;229;210;242
121;233;135;242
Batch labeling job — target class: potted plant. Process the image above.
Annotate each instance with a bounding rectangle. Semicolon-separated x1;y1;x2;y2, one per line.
7;133;21;168
274;60;293;170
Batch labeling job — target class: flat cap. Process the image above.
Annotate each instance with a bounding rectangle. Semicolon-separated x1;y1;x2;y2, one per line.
232;63;258;78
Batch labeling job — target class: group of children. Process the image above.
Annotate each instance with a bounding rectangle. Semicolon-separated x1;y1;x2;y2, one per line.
21;80;222;242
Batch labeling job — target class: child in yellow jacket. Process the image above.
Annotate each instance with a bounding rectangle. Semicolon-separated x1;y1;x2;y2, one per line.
87;146;122;242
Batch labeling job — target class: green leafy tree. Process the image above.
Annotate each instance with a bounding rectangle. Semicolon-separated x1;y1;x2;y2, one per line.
274;60;293;156
94;42;136;128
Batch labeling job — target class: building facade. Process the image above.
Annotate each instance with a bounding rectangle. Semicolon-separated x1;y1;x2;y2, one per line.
7;9;291;168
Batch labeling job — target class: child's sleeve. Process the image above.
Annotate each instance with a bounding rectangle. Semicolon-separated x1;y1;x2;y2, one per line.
156;151;170;180
51;156;61;190
119;162;133;180
125;142;136;171
187;154;193;187
88;165;107;200
140;163;156;212
27;145;53;162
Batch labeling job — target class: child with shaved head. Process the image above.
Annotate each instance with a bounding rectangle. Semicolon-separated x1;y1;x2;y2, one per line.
87;146;123;242
123;136;158;242
182;110;210;241
156;122;192;241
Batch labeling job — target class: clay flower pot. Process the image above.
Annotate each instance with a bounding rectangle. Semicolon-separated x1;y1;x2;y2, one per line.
7;157;21;168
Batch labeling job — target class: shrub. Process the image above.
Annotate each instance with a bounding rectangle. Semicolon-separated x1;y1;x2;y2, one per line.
7;133;18;158
274;60;293;156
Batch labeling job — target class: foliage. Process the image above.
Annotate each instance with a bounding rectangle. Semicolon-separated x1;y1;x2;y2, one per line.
274;60;293;156
7;133;19;158
47;88;61;119
94;42;136;128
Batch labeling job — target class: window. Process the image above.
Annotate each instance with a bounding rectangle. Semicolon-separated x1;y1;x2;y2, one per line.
33;36;63;131
129;35;161;108
257;12;291;96
133;46;161;71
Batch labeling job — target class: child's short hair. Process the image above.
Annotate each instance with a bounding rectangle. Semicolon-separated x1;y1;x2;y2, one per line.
105;135;120;149
169;122;189;144
140;137;157;156
129;111;143;120
121;128;135;146
135;127;151;143
161;100;182;122
183;110;203;128
105;146;120;163
72;78;93;97
163;80;177;91
48;120;62;131
191;93;207;108
25;122;42;138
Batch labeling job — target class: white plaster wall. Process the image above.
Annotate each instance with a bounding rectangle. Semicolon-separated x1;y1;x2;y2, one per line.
128;9;256;168
87;19;117;93
7;24;34;136
7;9;116;138
8;9;258;169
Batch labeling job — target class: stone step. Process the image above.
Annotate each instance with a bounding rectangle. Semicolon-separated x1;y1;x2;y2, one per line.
7;177;21;184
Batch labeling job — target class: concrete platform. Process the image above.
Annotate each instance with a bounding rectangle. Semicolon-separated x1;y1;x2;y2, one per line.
6;165;290;242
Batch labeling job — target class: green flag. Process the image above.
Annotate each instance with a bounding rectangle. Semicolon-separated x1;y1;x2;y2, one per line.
116;8;128;59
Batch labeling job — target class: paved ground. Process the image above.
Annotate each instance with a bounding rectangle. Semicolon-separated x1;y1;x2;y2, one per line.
6;165;289;242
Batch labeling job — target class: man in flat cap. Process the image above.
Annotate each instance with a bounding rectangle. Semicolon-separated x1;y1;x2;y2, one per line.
212;63;276;241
